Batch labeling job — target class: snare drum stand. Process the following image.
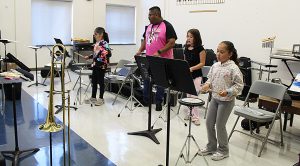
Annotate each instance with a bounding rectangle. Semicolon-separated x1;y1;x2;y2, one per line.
175;98;207;165
151;90;187;128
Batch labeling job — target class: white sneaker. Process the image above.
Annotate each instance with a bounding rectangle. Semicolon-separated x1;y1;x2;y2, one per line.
95;98;104;106
193;119;200;126
211;152;229;161
85;97;97;104
184;114;190;120
198;147;214;156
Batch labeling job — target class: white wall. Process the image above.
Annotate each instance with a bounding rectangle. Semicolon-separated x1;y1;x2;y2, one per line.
0;0;142;69
0;0;17;57
140;0;300;84
1;0;299;84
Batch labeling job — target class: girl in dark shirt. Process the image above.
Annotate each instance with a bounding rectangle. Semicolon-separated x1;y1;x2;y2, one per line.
84;27;110;106
184;28;206;125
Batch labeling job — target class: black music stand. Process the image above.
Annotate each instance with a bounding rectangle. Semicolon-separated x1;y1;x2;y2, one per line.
28;46;47;87
127;56;162;144
0;39;16;71
147;56;197;166
0;78;39;165
54;38;70;58
51;39;76;113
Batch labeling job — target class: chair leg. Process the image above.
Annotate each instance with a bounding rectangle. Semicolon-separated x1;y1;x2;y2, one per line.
249;120;254;135
176;92;184;114
258;118;276;157
228;116;240;141
204;100;209;119
204;93;211;119
66;69;72;83
177;104;181;114
279;113;284;146
72;76;80;90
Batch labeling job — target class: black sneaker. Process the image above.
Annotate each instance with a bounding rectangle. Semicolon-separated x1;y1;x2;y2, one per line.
155;103;162;111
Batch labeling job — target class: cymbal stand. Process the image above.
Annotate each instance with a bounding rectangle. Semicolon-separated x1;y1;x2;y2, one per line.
73;67;90;105
28;46;47;87
262;36;275;81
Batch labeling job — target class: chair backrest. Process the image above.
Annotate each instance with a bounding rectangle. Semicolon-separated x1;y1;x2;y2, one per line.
173;48;184;60
202;66;210;78
249;80;287;100
113;59;132;74
205;49;217;66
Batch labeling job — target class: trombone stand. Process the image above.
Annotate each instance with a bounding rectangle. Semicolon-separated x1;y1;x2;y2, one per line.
49;132;53;166
1;83;39;165
28;46;47;87
55;91;77;114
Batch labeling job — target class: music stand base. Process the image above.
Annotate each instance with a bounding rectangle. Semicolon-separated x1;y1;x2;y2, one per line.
27;82;47;87
1;148;39;165
55;105;78;114
127;128;162;144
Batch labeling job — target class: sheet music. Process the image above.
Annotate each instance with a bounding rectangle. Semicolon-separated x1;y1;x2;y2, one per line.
289;73;300;93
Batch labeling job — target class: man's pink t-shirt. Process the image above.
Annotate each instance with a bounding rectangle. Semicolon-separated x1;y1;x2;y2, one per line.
145;21;173;59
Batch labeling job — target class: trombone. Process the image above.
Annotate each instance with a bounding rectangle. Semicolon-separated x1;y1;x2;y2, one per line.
39;43;71;166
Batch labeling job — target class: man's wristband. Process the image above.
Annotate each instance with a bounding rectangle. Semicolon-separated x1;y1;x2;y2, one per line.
157;50;162;54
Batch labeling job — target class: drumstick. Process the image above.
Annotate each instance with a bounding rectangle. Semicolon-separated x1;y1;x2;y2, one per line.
73;52;86;58
200;88;221;94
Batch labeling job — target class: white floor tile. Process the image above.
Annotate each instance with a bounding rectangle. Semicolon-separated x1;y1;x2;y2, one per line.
21;70;300;166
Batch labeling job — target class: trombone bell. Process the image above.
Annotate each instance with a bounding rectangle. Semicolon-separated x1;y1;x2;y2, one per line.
39;122;62;132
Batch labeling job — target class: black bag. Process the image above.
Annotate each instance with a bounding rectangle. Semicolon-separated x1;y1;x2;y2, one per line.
241;118;258;131
241;118;271;133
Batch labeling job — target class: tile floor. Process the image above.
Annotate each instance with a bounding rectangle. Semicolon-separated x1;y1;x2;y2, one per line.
4;69;300;166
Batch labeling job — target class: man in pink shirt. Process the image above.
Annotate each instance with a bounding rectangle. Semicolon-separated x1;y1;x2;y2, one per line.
136;6;177;111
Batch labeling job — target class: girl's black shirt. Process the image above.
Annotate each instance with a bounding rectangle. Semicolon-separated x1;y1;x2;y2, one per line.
184;46;204;79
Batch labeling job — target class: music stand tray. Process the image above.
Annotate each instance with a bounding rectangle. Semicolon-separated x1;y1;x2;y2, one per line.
147;56;197;166
126;56;162;144
0;78;39;165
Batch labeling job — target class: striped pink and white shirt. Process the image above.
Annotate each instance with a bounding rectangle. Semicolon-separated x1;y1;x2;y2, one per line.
206;60;244;101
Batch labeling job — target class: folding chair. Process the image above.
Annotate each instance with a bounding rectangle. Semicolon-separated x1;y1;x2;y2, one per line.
104;59;131;104
201;66;211;119
228;80;287;157
105;60;131;87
